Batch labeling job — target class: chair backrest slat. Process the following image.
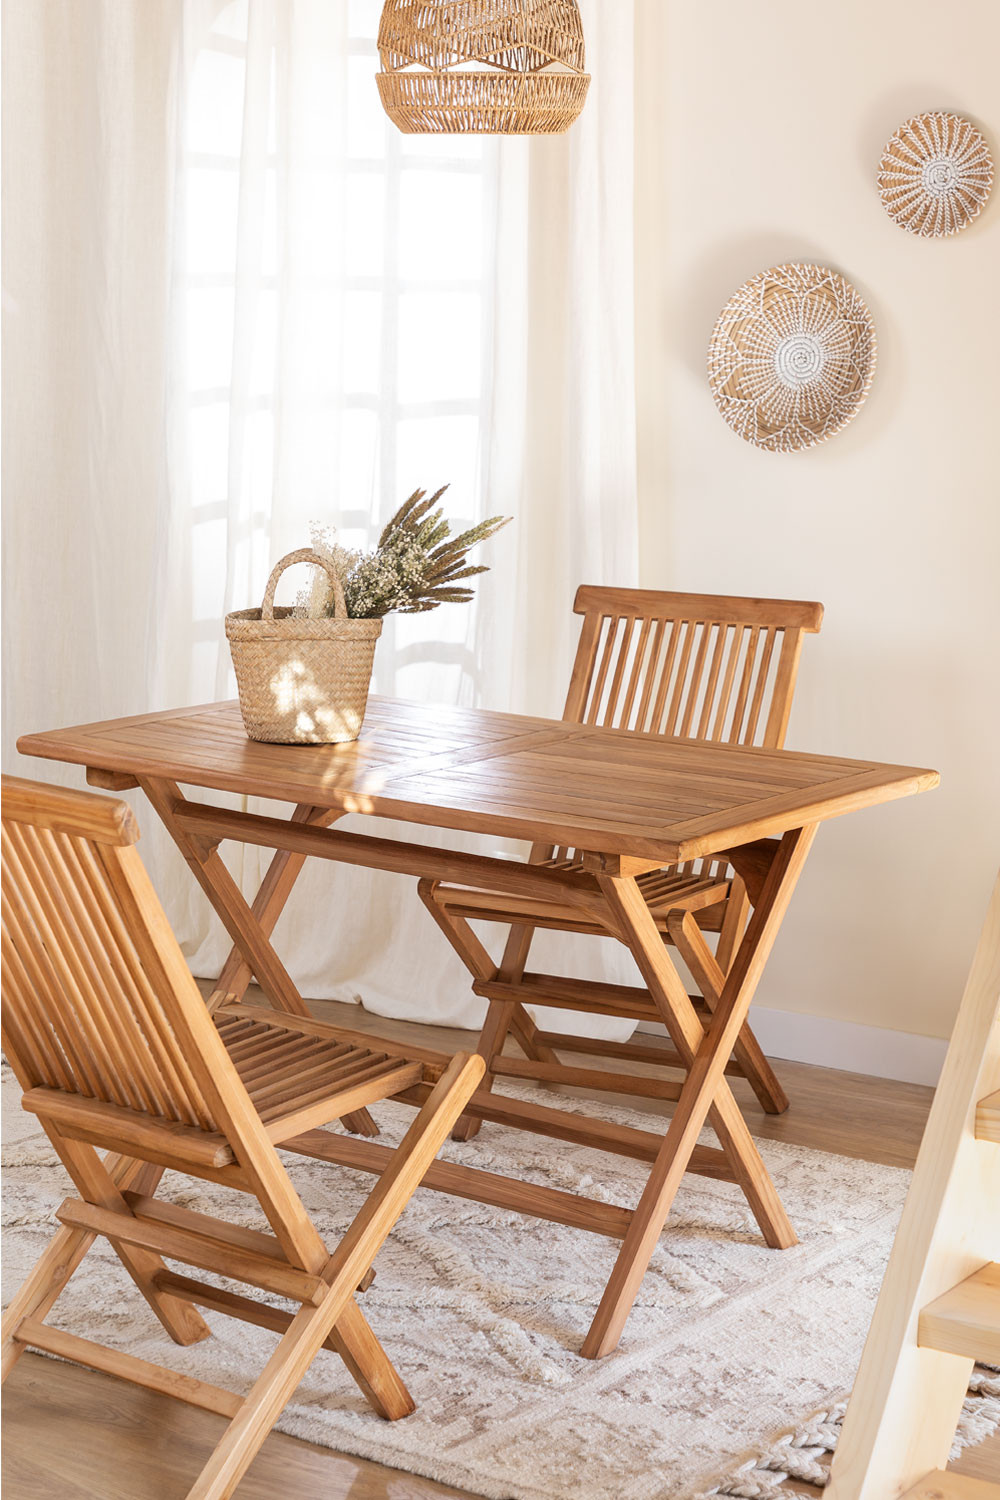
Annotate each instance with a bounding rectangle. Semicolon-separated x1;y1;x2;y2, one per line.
728;625;761;744
11;820;183;1119
565;587;822;751
744;627;777;742
631;617;662;731
75;836;216;1126
1;779;224;1132
709;625;743;740
696;624;729;739
647;620;682;735
57;835;182;1119
1;917;79;1092
2;822;112;1100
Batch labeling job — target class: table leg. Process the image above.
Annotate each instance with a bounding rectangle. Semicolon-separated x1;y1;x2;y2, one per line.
139;778;377;1136
209;804;341;1010
418;879;505;1141
581;826;817;1359
459;926;540;1142
668;908;789;1116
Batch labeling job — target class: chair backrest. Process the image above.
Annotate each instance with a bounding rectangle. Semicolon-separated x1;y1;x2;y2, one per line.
0;776;239;1135
564;586;823;750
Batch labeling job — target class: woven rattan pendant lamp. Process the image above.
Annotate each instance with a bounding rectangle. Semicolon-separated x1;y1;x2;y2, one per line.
376;1;591;135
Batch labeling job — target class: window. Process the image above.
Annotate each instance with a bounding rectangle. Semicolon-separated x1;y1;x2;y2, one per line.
178;0;499;704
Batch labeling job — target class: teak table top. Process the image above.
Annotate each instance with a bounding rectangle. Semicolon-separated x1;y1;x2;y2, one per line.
18;696;939;864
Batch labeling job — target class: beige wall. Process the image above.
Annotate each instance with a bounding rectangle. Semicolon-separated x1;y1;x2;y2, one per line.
634;0;999;1040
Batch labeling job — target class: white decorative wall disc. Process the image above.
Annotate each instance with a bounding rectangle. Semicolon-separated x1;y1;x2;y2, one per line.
878;112;993;236
707;263;877;454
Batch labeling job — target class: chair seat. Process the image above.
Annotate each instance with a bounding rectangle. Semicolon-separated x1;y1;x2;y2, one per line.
215;1012;424;1142
433;860;731;937
23;1012;426;1168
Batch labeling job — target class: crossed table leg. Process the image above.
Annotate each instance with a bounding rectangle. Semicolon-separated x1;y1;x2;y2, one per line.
581;825;815;1357
139;773;817;1358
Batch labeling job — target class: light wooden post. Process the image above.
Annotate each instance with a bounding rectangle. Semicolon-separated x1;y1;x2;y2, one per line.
827;876;1000;1500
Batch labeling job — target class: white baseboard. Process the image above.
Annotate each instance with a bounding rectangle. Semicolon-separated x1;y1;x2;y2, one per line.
637;1008;947;1087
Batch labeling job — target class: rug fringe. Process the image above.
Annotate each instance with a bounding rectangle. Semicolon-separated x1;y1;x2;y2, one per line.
702;1367;1000;1499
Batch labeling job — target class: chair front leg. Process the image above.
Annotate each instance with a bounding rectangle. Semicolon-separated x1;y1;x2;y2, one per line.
186;1053;485;1500
500;925;565;1066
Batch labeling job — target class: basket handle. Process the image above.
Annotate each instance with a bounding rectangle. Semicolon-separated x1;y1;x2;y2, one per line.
260;548;348;622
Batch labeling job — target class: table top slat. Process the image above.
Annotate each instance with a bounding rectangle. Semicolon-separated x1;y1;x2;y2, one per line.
17;697;938;862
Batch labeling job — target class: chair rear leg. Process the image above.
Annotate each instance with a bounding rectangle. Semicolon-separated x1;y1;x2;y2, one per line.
49;1132;211;1346
328;1297;415;1421
710;880;788;1112
509;1002;559;1064
452;921;535;1142
500;925;561;1065
2;1150;173;1380
186;1053;485;1500
452;998;515;1142
2;1145;174;1382
714;877;750;976
1;1222;98;1381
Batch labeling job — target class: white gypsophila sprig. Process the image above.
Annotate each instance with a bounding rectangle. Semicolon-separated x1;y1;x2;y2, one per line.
293;523;363;619
343;531;429;618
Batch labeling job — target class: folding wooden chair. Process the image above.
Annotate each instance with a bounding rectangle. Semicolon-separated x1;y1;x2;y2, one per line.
419;586;823;1139
0;776;484;1500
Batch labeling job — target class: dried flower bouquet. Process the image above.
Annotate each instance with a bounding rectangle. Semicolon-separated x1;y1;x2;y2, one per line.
297;487;511;621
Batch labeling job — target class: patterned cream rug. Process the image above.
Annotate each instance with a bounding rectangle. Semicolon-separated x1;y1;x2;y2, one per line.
3;1066;997;1500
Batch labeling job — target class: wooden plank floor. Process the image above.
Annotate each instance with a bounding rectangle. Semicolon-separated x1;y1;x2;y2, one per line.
4;993;997;1498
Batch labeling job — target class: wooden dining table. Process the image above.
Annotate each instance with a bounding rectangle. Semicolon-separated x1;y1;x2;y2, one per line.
18;694;939;1356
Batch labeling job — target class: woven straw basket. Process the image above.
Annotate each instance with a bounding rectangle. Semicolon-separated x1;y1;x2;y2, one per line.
226;549;382;745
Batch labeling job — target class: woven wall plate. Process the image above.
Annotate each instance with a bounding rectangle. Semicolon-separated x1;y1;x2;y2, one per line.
376;0;590;135
707;264;877;454
878;112;993;237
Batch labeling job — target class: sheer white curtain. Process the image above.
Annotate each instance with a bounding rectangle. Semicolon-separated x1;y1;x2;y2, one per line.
3;0;639;1031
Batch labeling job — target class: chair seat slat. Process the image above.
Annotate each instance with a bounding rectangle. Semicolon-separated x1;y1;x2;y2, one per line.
254;1059;423;1123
